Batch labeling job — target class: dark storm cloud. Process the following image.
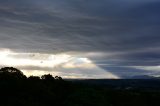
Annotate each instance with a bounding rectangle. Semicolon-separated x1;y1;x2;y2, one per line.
0;0;160;78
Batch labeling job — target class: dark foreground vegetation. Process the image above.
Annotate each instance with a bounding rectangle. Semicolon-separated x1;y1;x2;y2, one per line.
0;67;160;106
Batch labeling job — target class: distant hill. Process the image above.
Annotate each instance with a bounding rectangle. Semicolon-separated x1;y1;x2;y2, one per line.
68;78;160;90
127;75;160;79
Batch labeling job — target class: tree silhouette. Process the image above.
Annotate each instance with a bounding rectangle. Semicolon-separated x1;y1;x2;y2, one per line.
55;76;62;80
41;74;55;80
0;67;26;79
28;76;40;81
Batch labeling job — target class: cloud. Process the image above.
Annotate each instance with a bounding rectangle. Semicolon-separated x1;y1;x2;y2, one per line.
0;49;118;78
0;0;160;78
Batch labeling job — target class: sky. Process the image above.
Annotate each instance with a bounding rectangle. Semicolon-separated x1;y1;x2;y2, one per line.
0;0;160;79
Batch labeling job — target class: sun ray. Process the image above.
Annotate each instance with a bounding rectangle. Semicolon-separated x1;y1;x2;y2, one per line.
0;48;119;79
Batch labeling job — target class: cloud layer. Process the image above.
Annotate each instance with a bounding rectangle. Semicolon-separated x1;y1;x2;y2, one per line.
0;0;160;78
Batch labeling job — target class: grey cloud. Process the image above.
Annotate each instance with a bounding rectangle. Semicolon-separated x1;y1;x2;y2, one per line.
0;0;160;78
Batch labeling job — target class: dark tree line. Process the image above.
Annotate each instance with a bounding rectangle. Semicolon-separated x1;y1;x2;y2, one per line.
0;67;62;80
0;67;160;106
0;67;71;106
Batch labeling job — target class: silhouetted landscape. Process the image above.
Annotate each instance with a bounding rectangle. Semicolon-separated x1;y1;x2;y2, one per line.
0;0;160;106
0;67;160;106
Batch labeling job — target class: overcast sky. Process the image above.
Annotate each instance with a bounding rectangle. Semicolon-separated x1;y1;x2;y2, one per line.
0;0;160;78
